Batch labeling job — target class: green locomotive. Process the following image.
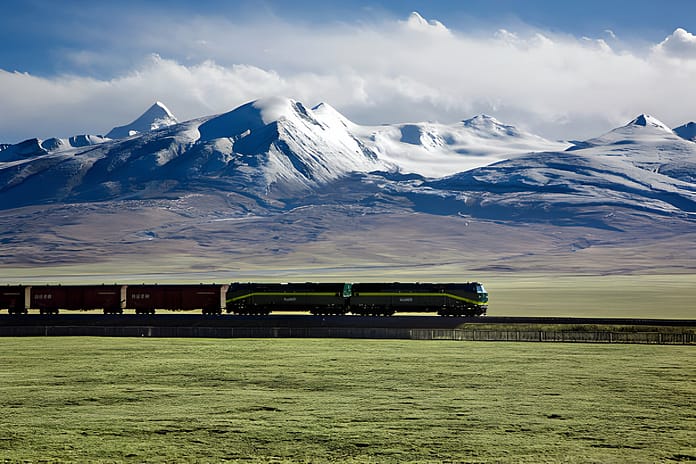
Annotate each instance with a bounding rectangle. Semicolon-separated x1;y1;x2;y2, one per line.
226;282;488;316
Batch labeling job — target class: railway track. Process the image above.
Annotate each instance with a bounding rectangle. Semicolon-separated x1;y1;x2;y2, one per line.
1;314;694;329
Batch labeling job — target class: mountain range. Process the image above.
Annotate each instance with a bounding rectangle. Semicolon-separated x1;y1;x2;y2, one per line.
1;98;695;276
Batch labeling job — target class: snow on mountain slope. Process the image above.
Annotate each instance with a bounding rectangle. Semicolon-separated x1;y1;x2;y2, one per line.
196;97;389;192
350;114;568;178
196;98;566;179
106;101;179;139
414;114;696;225
0;135;109;163
568;114;681;153
566;113;696;183
41;135;110;151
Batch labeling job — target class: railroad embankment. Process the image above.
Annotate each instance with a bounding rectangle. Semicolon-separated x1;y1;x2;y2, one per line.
1;315;694;344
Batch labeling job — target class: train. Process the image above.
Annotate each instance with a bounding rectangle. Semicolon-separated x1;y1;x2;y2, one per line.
0;281;488;316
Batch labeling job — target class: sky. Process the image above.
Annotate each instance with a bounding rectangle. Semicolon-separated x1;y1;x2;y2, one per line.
1;0;696;143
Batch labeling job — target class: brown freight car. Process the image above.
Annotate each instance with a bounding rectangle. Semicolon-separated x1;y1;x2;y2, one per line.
126;284;228;314
30;285;125;314
0;286;30;314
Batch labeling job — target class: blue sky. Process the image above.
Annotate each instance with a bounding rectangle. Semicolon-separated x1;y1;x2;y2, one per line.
2;0;694;76
2;0;696;142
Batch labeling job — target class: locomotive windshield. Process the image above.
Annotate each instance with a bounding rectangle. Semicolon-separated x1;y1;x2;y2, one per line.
475;283;488;304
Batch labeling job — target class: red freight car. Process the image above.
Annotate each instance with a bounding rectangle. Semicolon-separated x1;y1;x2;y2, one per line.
0;286;30;314
126;284;228;314
30;285;125;314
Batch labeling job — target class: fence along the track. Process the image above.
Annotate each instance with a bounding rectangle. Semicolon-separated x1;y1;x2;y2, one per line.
0;324;694;344
409;329;695;344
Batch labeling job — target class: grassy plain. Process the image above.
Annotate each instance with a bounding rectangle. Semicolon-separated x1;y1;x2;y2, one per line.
481;273;696;319
0;338;693;463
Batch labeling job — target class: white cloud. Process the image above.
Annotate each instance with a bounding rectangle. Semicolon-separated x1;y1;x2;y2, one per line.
401;11;451;36
653;27;696;58
1;13;695;144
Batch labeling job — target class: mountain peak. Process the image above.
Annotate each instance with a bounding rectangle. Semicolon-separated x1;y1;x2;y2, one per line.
106;101;179;139
463;114;501;125
626;114;672;132
461;114;520;137
153;101;169;111
141;101;176;120
312;102;356;129
251;96;312;125
197;97;316;142
311;101;339;117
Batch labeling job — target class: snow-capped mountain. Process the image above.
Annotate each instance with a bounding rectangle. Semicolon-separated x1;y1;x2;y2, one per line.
569;114;696;183
414;113;696;227
106;101;178;139
0;98;389;207
0;97;566;208
1;100;695;219
1;100;694;219
352;114;567;177
194;97;389;192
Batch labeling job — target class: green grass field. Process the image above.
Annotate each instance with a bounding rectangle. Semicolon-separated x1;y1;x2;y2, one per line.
0;338;693;463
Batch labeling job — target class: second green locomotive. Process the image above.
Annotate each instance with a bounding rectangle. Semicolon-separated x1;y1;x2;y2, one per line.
226;282;488;316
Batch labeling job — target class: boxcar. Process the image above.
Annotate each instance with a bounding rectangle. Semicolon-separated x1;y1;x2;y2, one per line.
30;285;125;314
126;284;228;314
226;282;350;315
349;282;488;316
0;286;30;314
